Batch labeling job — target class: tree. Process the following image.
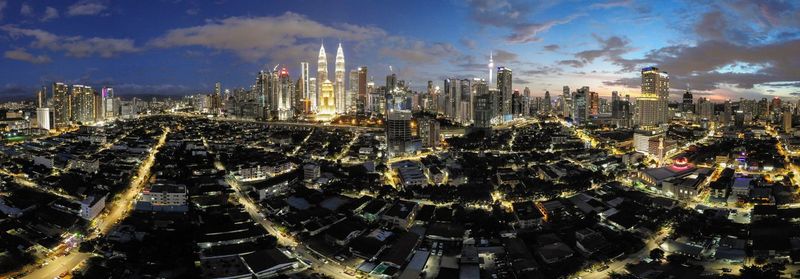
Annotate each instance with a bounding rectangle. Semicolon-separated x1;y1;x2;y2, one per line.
666;254;689;266
649;248;665;262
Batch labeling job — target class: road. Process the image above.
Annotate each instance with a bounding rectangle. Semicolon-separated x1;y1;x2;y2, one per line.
22;252;91;279
10;126;171;279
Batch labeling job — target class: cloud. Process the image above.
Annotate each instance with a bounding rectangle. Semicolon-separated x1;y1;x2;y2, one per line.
543;44;560;51
1;25;139;58
604;39;800;92
522;65;562;75
507;15;582;43
20;3;32;16
590;0;632;9
465;0;580;43
380;41;459;65
150;12;386;61
492;49;517;64
460;38;476;49
67;0;107;16
0;1;6;20
43;7;59;21
558;59;584;68
602;77;638;88
186;8;199;15
513;77;529;84
4;48;51;64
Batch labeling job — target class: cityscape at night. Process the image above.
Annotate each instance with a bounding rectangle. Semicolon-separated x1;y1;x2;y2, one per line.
0;0;799;278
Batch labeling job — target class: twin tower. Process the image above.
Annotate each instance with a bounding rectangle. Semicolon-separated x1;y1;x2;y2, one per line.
316;43;345;115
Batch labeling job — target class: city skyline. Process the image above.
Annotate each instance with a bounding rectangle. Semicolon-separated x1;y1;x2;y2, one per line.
0;0;798;101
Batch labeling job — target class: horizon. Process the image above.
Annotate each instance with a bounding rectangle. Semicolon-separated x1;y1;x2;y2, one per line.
0;0;798;101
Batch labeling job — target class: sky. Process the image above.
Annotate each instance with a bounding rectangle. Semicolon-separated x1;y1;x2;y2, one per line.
0;0;798;102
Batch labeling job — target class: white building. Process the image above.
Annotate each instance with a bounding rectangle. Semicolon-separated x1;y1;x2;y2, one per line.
36;107;52;130
79;194;107;220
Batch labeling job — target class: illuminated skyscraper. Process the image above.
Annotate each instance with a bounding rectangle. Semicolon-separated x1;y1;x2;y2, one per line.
318;79;335;116
348;68;358;114
562;86;571;118
36;86;46;108
488;51;494;86
543;90;551;113
71;85;95;124
497;67;512;121
335;43;346;114
317;43;328;112
641;66;670;124
52;82;69;127
277;68;293;120
300;62;312;111
357;67;367;114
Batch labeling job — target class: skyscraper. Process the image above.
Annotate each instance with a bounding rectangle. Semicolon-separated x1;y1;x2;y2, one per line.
348;69;358;114
543;90;551;113
562;86;571;118
386;110;414;157
334;43;346;114
589;91;599;116
488;51;494;86
473;82;492;130
358;67;367;114
318;79;335;116
784;108;793;133
317;43;329;113
277;68;293;120
52;82;69;127
300;62;312;111
641;66;670;124
497;67;512;121
36;86;46;108
573;87;587;124
682;89;693;113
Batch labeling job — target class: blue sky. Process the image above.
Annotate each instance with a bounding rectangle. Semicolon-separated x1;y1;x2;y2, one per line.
0;0;798;101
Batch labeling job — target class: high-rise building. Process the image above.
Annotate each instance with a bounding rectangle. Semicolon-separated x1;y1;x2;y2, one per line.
589;91;599;116
418;117;440;149
641;66;670;124
70;85;96;124
213;82;222;113
497;67;512;121
317;43;328;113
52;82;69;127
36;107;52;130
488;51;494;86
277;68;293;120
543;90;551;113
348;69;358;114
573;87;588;124
102;87;115;119
635;94;660;126
386;111;414;157
318;79;335;116
562;86;571;118
695;97;714;120
682;89;693;113
300;62;312;111
386;73;397;93
358;67;367;114
334;43;346;114
36;86;46;108
784;108;793;133
473;86;493;130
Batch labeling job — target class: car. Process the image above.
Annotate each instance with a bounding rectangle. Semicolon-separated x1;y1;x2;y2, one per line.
597;265;609;271
721;268;731;272
437;250;443;256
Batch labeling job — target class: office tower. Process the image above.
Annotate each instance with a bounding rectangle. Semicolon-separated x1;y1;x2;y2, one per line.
94;91;104;122
334;43;346;114
444;78;458;120
71;85;95;124
318;79;335;115
573;87;588;124
386;73;397;93
562;86;571;117
772;97;782;114
635;94;660;126
52;82;69;127
682;89;693;113
473;84;492;130
611;91;621;118
589;91;599;116
418;117;440;149
459;79;471;123
300;62;311;111
277;68;293;120
213;82;222;113
102;87;115;119
36;107;52;130
723;100;732;124
543;90;551;113
488;51;494;86
784;108;793;132
358;67;367;114
386;111;413;157
348;69;358;114
497;67;512;121
307;78;317;113
641;66;670;124
695;97;714;120
489;88;502;123
36;86;46;108
317;43;328;112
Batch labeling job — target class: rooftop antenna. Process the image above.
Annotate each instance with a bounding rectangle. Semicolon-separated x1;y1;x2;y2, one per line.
273;64;279;72
389;65;393;73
